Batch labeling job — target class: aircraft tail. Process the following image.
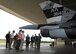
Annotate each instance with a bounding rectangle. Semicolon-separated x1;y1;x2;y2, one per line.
39;1;76;24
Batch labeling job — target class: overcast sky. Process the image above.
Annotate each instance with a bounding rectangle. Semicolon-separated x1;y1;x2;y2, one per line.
0;9;53;41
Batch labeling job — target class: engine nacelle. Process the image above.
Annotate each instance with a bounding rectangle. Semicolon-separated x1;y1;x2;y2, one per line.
40;29;60;39
40;29;50;37
41;28;76;39
40;29;69;39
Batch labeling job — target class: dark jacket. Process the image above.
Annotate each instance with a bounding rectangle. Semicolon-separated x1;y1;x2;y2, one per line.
26;36;30;43
5;33;10;41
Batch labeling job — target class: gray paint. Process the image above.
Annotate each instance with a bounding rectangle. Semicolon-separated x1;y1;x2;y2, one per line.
49;29;67;38
61;7;76;23
19;25;38;29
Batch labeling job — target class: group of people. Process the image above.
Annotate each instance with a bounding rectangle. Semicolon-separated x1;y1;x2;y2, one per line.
5;30;25;50
26;34;41;50
5;30;41;51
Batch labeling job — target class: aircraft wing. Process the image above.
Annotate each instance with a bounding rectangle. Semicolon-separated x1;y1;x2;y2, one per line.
19;25;39;29
19;24;58;30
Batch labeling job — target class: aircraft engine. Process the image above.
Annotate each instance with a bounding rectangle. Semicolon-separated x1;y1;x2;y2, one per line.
40;29;69;39
40;29;50;37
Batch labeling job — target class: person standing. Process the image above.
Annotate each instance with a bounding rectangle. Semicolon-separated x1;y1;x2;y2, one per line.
31;35;34;48
13;33;18;49
34;34;38;48
26;34;30;49
15;30;22;50
37;33;41;50
19;31;25;50
10;30;15;48
5;31;11;49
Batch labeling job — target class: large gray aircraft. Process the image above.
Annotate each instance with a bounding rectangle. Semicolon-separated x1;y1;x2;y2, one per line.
19;1;76;39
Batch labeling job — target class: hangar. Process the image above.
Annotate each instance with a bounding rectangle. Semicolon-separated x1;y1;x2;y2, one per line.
0;0;76;47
